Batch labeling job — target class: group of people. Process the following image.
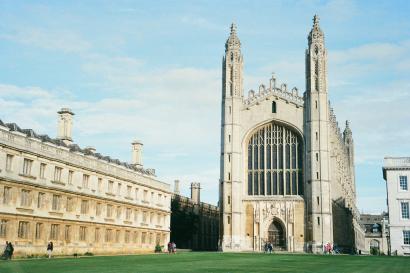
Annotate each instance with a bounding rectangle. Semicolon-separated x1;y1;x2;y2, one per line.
2;241;54;260
264;242;274;254
2;241;14;260
167;242;177;254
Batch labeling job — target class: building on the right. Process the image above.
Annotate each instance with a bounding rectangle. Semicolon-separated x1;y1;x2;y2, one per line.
383;157;410;255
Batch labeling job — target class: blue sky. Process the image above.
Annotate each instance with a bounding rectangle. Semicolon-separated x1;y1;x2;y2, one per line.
1;0;410;213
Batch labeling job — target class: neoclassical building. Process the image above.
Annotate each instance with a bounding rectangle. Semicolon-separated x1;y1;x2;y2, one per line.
0;108;171;256
219;16;362;252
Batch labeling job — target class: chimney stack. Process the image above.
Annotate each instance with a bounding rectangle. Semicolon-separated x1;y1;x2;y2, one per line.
57;108;74;146
131;140;143;167
174;180;180;195
190;182;201;205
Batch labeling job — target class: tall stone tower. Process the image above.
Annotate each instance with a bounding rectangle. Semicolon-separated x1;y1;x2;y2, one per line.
219;23;244;251
304;15;333;252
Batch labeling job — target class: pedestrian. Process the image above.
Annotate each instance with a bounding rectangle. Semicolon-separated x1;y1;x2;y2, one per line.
264;242;268;253
2;241;8;260
47;241;53;258
172;242;176;254
167;242;172;254
7;242;14;260
268;242;273;254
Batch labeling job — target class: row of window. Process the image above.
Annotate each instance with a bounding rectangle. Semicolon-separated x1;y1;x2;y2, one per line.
0;219;165;245
2;186;167;226
4;154;167;206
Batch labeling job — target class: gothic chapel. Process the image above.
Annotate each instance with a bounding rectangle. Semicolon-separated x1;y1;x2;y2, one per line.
219;16;362;253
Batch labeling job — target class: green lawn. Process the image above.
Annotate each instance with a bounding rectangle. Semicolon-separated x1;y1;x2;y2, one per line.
1;252;410;273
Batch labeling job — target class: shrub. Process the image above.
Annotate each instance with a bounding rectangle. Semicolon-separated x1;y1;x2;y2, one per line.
84;252;94;256
155;244;162;253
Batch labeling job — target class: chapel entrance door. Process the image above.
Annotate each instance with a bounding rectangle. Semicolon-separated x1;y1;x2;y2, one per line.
267;219;286;250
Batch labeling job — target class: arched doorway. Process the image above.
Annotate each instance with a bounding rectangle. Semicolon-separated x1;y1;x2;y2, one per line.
267;219;286;250
370;239;380;255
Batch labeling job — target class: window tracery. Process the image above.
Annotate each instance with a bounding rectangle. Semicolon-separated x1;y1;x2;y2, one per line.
247;122;303;196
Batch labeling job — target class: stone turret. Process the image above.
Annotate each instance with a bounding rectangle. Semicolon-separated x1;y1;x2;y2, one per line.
304;15;333;252
57;108;74;146
220;22;244;251
131;140;143;167
191;182;201;205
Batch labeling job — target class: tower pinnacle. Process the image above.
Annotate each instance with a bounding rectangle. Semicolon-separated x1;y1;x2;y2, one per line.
308;14;324;45
225;22;241;51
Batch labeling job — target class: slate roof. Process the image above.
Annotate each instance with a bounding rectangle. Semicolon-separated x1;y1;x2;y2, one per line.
0;118;155;176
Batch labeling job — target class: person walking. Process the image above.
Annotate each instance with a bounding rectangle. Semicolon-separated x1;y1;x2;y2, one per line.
47;241;53;258
7;242;14;260
172;242;176;254
268;242;273;254
2;241;8;260
167;242;172;254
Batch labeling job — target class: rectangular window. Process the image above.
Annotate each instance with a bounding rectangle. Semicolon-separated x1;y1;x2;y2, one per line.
95;228;100;242
127;185;132;198
39;163;46;179
3;187;11;205
6;154;13;171
143;211;147;223
404;230;410;245
22;158;33;175
134;210;139;222
141;232;147;244
65;225;71;242
0;220;7;237
401;202;409;219
105;229;112;242
94;228;101;243
54;166;62;182
117;183;121;196
81;200;89;214
35;223;43;239
108;181;114;193
79;226;87;241
18;221;29;239
317;217;320;225
133;231;138;244
125;230;130;243
135;188;139;200
96;202;102;216
143;190;148;202
98;178;102;192
107;204;113;218
52;194;61;211
66;197;73;212
116;206;121;219
68;170;73;185
228;195;231;204
82;174;89;189
126;208;131;220
50;224;59;240
400;176;408;191
227;216;231;224
20;189;31;207
116;230;120;242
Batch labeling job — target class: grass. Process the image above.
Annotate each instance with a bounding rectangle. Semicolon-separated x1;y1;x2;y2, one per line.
1;252;410;273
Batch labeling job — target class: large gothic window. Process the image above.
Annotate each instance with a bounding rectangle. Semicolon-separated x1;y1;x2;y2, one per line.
247;122;303;196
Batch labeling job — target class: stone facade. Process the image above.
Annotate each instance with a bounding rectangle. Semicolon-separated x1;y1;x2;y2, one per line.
219;16;361;253
359;213;389;255
0;109;171;256
383;157;410;255
171;181;219;251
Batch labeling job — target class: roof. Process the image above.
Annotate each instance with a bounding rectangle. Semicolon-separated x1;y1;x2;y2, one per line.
0;118;155;176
